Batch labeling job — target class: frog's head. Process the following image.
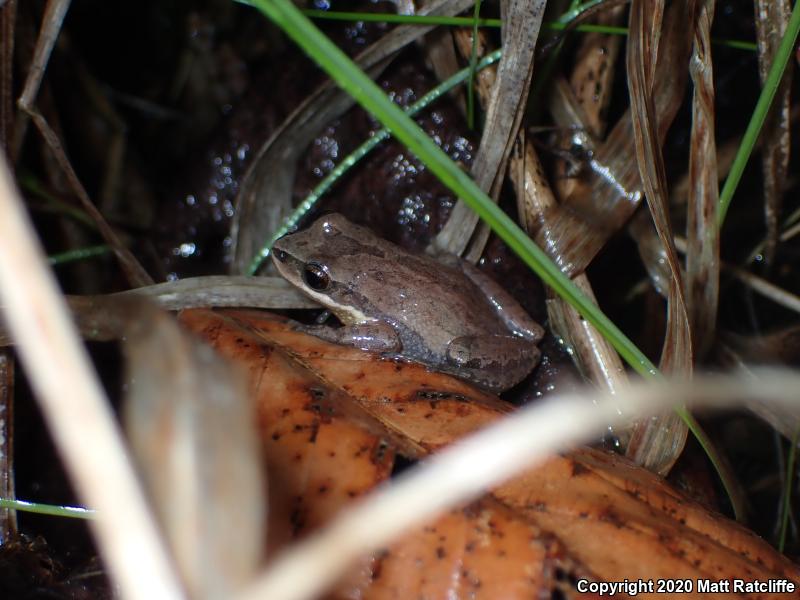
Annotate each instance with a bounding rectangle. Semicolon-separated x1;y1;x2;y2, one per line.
272;213;387;323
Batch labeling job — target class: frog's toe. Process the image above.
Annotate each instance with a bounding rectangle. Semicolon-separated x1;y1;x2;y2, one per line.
446;337;481;368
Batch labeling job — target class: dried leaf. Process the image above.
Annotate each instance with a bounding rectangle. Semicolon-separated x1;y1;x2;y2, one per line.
188;311;800;600
496;447;800;587
345;497;599;599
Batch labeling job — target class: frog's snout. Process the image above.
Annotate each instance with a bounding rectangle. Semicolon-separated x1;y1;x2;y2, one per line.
274;249;289;263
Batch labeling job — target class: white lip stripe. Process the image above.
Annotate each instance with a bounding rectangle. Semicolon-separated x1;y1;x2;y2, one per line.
299;286;370;324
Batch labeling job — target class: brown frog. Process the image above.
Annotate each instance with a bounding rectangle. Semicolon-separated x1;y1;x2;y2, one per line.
272;214;543;392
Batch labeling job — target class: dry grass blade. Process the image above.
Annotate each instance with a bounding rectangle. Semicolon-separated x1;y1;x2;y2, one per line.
640;233;800;317
93;275;317;312
721;330;800;439
239;370;800;600
124;304;265;600
541;15;631;427
624;0;692;474
0;276;318;347
0;350;15;543
725;264;800;315
566;5;625;138
434;0;546;260
755;0;793;265
544;1;695;276
12;0;69;159
509;140;629;441
231;0;474;274
25;108;153;288
0;149;181;598
686;0;719;359
0;0;15;152
551;3;625;207
628;208;673;297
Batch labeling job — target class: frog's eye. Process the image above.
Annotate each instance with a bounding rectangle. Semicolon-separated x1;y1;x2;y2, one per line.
303;262;331;291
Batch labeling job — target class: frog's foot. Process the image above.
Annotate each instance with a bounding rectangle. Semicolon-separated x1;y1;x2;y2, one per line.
446;334;541;392
296;322;401;352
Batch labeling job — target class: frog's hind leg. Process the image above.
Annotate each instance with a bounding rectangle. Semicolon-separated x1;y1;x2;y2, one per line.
446;334;541;393
458;261;545;342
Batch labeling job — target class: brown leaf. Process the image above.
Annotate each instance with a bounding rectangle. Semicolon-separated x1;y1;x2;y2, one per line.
496;447;800;592
185;310;800;600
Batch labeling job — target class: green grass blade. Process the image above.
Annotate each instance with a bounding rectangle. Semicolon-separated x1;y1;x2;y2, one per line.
49;244;111;266
0;497;97;519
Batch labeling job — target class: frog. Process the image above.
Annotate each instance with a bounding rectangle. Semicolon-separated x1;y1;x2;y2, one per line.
271;213;544;393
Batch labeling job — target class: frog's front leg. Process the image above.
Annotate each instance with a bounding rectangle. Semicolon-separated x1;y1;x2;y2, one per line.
446;334;541;392
295;321;402;352
458;261;545;342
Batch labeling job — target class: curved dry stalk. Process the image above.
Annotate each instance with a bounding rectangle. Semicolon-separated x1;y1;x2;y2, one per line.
541;0;694;277
455;25;630;445
624;0;693;474
686;0;719;359
510;140;629;443
0;152;181;597
551;4;625;203
238;369;800;600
